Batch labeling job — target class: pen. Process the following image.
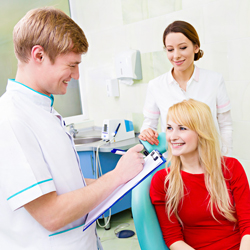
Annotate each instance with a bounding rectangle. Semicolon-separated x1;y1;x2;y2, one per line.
111;148;126;155
112;123;121;138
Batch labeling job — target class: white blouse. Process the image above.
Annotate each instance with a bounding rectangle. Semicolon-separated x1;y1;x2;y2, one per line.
141;66;233;155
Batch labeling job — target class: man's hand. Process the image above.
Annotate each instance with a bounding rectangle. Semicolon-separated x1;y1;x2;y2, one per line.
114;144;145;185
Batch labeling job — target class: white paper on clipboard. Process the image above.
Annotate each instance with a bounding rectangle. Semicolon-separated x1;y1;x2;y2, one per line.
82;150;166;232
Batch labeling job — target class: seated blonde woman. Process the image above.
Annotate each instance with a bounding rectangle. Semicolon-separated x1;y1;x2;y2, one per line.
150;99;250;250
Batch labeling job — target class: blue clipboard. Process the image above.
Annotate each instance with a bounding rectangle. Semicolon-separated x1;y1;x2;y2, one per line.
82;150;166;232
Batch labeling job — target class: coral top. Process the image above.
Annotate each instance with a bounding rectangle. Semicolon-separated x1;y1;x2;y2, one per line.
150;157;250;249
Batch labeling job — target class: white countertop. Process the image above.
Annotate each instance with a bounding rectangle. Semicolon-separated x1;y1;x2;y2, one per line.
73;126;140;152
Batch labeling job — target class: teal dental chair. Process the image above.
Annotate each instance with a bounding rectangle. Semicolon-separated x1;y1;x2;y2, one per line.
132;132;169;250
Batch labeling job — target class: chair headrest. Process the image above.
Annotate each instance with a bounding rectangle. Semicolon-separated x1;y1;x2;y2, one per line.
139;132;167;156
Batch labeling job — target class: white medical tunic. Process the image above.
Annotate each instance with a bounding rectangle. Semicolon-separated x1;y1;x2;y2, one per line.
141;66;231;133
0;79;97;250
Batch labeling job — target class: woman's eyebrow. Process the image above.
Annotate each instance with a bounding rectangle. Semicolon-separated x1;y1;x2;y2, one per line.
166;42;187;47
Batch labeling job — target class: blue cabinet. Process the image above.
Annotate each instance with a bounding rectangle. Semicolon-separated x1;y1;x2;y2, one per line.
97;152;132;217
78;151;95;179
77;151;131;217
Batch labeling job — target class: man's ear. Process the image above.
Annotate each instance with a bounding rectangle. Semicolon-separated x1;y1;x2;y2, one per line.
31;45;45;63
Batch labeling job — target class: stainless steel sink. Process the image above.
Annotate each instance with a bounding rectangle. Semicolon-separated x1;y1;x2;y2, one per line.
74;137;102;145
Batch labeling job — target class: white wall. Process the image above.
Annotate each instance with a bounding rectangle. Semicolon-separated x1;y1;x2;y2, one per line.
70;0;250;176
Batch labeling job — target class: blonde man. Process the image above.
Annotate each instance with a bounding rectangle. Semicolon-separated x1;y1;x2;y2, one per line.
0;7;144;250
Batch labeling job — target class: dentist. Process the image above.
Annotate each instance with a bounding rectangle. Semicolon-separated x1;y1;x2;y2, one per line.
139;21;232;155
0;7;144;250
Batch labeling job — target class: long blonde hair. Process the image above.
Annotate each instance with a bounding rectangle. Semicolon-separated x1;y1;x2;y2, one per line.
165;99;236;224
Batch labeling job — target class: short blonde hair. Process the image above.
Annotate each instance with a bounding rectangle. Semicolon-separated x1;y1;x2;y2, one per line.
13;7;89;63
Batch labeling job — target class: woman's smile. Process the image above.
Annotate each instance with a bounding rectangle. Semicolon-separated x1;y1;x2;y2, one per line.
174;60;185;66
171;142;186;148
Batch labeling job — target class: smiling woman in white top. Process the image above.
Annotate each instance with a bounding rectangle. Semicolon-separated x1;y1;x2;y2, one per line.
139;20;232;155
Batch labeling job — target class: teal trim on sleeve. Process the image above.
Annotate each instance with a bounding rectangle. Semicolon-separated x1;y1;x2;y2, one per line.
10;79;54;106
7;178;53;200
49;223;84;237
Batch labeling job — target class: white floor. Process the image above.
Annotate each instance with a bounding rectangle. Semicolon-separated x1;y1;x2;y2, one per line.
96;209;141;250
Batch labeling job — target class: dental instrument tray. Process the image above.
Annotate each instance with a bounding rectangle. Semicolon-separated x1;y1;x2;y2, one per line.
101;119;135;143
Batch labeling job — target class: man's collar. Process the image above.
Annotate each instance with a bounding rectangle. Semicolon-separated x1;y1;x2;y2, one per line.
8;79;54;106
7;79;54;112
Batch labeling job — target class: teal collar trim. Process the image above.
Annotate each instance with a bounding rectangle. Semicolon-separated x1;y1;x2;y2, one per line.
11;79;54;106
